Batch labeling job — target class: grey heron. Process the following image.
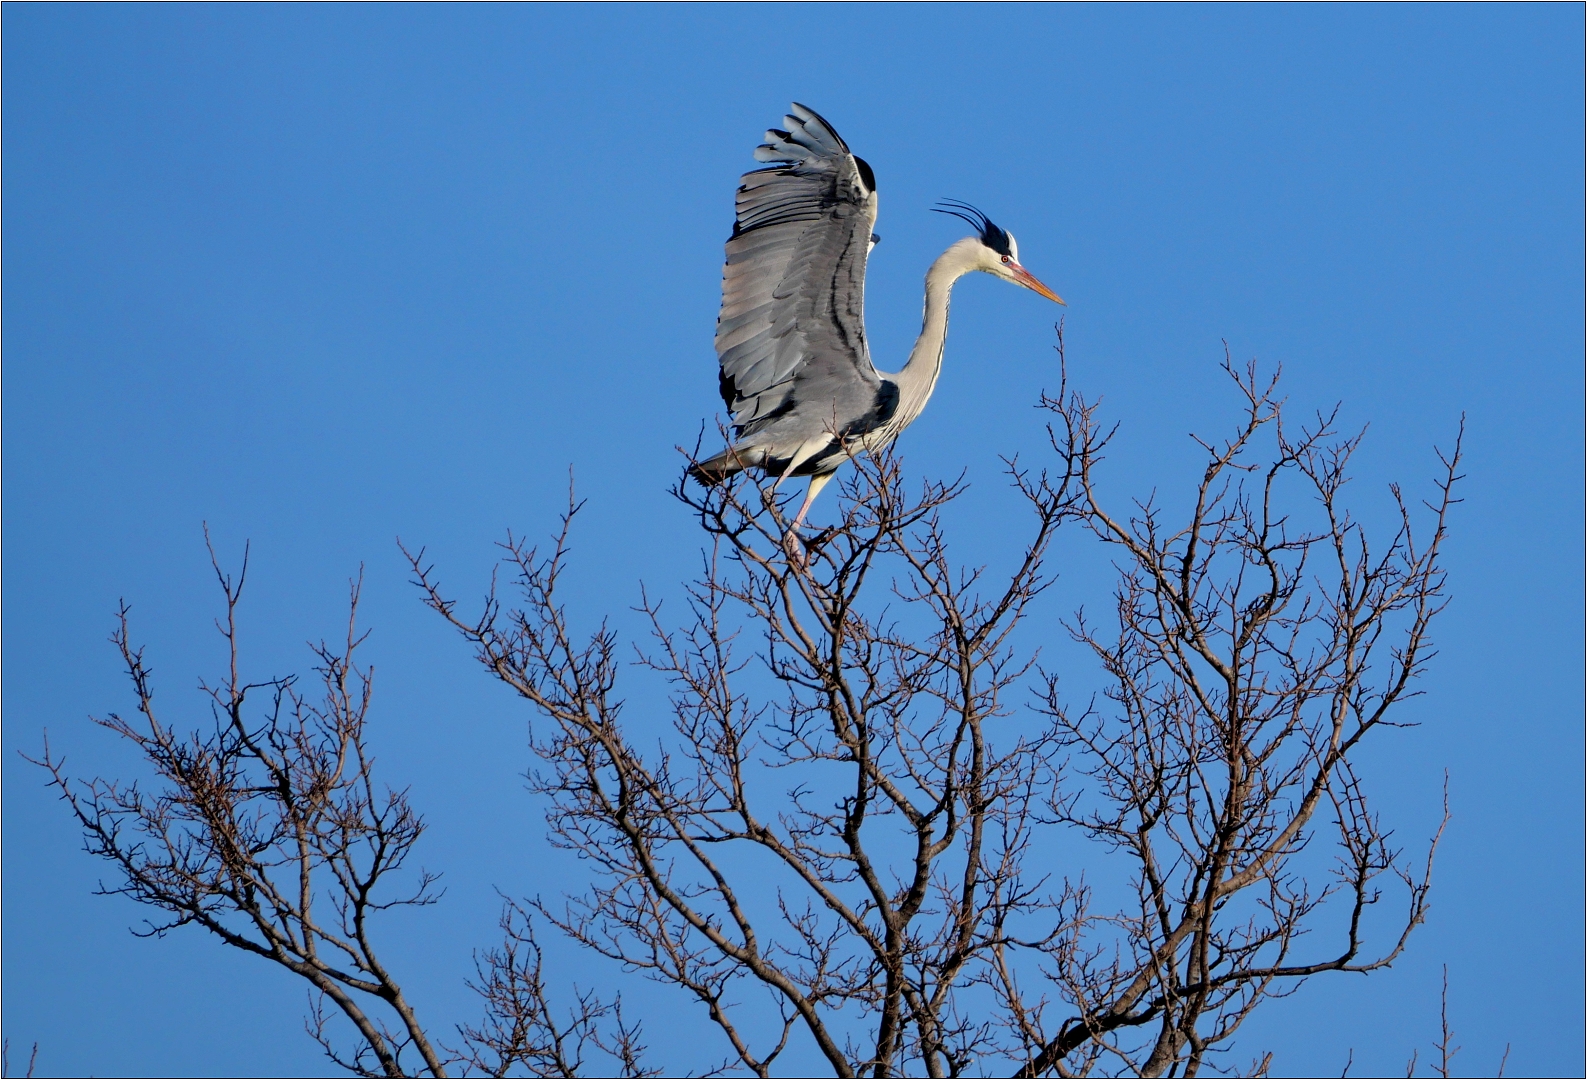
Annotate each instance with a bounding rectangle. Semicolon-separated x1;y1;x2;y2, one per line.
688;104;1064;555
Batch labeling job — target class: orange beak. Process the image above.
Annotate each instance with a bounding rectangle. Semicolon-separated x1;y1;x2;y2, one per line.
1010;262;1065;305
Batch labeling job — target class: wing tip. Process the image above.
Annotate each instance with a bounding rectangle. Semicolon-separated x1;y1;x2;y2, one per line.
753;102;849;164
789;102;847;148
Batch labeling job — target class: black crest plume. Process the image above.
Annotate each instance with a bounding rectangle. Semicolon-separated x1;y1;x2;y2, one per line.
932;199;1012;257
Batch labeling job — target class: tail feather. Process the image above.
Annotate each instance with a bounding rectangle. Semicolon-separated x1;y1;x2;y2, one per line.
688;448;752;487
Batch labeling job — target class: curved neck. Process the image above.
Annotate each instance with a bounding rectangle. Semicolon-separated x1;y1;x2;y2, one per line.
891;240;980;425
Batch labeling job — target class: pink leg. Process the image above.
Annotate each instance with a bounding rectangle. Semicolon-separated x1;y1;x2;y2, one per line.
772;454;802;492
782;473;833;565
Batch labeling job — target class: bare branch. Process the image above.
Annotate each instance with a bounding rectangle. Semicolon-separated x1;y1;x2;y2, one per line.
29;554;447;1077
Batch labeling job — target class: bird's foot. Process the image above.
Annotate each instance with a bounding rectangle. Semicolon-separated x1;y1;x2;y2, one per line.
782;528;808;568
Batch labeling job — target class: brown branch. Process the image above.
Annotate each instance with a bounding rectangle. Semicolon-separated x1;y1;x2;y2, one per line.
30;548;447;1078
1016;343;1461;1077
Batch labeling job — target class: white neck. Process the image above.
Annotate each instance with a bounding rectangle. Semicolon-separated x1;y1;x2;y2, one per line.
887;239;983;429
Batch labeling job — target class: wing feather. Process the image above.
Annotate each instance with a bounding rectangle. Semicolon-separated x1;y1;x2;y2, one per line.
713;104;880;432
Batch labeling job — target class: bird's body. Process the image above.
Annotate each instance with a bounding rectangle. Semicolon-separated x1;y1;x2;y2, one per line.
690;105;1063;549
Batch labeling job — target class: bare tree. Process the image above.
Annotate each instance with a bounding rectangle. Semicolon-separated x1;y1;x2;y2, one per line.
38;336;1461;1077
31;537;648;1079
456;898;654;1078
405;433;1083;1077
992;344;1462;1077
406;334;1461;1077
32;540;449;1077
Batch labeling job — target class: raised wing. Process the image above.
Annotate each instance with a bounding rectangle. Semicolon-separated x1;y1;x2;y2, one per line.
714;104;880;433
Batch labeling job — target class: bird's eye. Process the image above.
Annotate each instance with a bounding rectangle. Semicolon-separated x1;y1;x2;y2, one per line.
1001;255;1011;264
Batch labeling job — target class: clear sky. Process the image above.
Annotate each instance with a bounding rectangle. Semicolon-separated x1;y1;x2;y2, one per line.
4;4;1582;1077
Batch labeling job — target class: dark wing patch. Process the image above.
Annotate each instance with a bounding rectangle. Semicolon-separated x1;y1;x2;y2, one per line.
842;379;900;438
853;155;877;193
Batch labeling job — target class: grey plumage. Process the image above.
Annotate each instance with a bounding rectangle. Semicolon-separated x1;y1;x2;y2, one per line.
690;104;888;484
688;104;1064;548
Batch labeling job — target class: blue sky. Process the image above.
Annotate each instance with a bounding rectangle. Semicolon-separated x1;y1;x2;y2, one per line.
4;4;1582;1076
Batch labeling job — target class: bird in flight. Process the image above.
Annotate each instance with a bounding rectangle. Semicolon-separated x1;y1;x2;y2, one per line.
689;103;1064;557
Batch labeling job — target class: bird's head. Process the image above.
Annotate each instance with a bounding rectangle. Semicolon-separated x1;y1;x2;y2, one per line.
933;200;1065;305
